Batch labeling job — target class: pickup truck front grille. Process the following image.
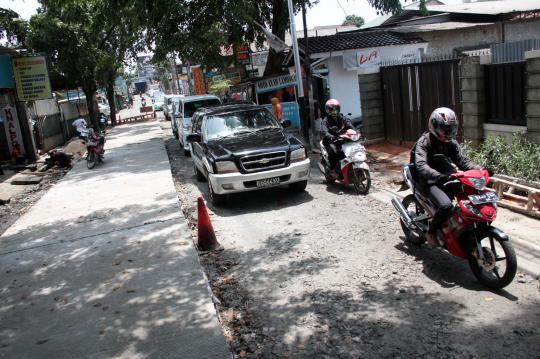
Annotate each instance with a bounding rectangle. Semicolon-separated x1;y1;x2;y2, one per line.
240;151;287;173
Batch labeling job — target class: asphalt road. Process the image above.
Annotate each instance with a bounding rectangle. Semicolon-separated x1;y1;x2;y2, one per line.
157;113;540;359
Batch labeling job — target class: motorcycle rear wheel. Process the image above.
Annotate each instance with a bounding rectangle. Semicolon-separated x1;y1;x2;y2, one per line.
400;194;426;245
468;234;517;289
352;168;371;194
87;152;97;169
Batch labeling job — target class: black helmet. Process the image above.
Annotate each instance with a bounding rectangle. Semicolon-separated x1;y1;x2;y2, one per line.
428;107;458;142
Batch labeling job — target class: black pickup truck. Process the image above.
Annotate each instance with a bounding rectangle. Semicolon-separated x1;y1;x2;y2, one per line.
187;104;311;205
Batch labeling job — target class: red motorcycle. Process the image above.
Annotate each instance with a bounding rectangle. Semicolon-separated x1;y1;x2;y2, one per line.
392;156;517;289
86;129;105;169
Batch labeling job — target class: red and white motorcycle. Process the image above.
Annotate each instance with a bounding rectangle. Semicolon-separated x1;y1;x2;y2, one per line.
318;128;371;194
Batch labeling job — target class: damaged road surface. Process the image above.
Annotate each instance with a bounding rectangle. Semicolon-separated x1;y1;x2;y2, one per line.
160;115;540;359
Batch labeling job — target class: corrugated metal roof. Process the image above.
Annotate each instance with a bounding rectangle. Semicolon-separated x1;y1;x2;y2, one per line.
388;21;495;33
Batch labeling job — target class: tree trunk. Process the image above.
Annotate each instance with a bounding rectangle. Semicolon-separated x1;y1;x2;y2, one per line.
106;80;117;126
83;87;99;130
264;0;288;76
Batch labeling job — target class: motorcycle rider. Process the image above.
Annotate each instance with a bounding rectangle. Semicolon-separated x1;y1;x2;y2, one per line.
320;99;353;174
413;107;481;246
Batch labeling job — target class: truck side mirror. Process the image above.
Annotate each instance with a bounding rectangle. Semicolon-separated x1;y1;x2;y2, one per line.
187;133;202;143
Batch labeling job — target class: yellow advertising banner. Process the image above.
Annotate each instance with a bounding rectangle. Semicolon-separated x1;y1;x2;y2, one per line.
12;56;53;101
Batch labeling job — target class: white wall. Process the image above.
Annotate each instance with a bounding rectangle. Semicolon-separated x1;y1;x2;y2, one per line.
327;56;362;118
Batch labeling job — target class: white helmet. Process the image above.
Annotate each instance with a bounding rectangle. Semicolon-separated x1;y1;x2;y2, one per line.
428;107;458;142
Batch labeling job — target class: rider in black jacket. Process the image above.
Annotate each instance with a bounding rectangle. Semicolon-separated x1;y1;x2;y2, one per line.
412;107;481;246
320;99;353;171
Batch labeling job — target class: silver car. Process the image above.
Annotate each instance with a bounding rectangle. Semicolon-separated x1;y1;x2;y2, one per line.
172;95;221;156
163;94;183;121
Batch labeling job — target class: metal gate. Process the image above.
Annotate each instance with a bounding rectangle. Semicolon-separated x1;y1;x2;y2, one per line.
381;60;461;144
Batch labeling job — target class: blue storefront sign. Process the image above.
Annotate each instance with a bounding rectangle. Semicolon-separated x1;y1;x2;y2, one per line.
263;101;301;129
0;55;15;89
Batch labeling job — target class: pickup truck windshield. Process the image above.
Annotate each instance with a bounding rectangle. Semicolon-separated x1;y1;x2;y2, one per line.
206;109;280;140
184;99;220;117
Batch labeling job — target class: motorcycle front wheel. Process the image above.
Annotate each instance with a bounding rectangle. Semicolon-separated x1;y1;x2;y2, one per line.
87;152;97;169
468;234;517;289
352;168;370;194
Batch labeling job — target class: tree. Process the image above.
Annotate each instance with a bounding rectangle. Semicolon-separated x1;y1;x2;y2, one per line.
342;15;365;28
0;8;27;47
27;0;144;129
139;0;424;77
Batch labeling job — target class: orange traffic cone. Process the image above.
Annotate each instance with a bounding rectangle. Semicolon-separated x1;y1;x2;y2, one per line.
197;197;223;252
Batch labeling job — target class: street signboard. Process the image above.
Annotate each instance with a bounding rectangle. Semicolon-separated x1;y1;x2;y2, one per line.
255;74;297;94
1;106;26;157
312;68;329;75
0;55;14;89
12;56;52;101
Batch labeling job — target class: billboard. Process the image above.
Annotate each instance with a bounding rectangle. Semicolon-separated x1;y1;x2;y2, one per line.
12;56;53;101
0;55;15;89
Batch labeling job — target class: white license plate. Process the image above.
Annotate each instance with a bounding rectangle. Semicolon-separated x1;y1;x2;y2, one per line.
469;192;498;205
256;177;280;188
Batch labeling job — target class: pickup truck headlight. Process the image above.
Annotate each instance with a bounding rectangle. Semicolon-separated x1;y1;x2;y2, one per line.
290;148;307;163
215;161;238;174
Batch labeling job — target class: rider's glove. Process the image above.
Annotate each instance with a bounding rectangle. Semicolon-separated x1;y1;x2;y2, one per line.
437;174;453;186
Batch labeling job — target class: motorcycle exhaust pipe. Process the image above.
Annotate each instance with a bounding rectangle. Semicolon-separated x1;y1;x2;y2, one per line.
391;196;413;227
317;162;326;175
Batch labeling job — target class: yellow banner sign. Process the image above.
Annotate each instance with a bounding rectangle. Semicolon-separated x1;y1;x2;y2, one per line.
12;56;52;101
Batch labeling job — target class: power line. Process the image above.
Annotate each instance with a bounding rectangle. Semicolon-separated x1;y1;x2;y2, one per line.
336;0;348;17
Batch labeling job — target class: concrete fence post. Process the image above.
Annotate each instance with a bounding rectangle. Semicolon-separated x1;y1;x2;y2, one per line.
358;73;385;143
525;50;540;144
459;56;486;146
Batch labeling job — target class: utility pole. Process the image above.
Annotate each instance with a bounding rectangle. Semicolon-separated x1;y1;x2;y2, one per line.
287;0;309;143
301;0;317;149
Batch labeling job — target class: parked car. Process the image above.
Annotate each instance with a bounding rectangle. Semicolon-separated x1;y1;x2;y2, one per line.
187;103;310;205
172;95;221;156
163;94;183;121
152;91;165;111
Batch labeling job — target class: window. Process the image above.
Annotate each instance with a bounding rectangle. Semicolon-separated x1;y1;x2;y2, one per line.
184;99;220;118
194;114;204;133
205;109;280;140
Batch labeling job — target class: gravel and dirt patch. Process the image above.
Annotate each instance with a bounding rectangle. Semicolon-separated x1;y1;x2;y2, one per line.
159;117;540;359
0;168;69;235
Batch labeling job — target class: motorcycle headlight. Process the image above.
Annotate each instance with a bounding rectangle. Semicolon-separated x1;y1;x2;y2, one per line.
468;177;486;190
215;161;238;174
291;148;307;163
351;133;360;141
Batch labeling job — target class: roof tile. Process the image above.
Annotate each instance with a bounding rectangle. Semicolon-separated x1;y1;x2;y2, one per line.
298;31;425;54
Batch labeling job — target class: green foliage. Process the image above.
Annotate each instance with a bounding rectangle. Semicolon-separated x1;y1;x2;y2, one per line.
367;0;425;15
342;15;365;28
208;79;233;96
0;8;27;47
462;134;540;182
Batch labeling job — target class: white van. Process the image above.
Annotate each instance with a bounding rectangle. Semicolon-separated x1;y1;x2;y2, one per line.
172;95;221;155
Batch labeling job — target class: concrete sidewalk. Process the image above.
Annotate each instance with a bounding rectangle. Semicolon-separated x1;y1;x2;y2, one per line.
0;121;230;358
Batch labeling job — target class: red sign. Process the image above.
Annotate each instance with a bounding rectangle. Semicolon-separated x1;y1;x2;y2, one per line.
358;50;379;65
2;106;25;157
